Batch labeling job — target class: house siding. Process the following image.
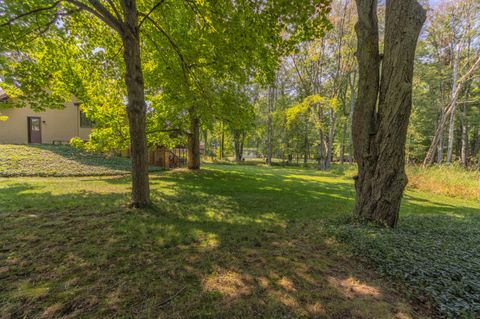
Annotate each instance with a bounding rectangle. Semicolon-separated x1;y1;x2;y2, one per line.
0;102;91;144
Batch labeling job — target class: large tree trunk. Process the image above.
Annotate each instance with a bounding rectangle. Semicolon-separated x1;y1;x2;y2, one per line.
353;0;425;227
187;110;201;169
122;0;150;208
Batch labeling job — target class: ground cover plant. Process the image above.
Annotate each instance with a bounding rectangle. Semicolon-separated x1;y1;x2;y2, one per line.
1;160;478;318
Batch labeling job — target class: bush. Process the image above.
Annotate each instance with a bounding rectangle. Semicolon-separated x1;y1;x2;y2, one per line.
69;137;85;149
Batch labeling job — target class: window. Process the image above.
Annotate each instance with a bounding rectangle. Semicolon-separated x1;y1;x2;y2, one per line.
80;111;94;128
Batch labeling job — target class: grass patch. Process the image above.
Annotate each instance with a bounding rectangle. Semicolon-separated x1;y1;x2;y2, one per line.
0;144;159;177
0;162;478;318
407;165;480;201
0;165;425;318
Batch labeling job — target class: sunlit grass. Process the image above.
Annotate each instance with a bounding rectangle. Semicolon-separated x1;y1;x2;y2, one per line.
0;163;478;318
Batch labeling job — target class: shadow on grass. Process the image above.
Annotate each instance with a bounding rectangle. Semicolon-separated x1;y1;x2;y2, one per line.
2;165;477;318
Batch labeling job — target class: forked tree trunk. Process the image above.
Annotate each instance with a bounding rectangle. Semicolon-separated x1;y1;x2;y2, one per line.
187;110;201;169
353;0;425;227
122;0;150;208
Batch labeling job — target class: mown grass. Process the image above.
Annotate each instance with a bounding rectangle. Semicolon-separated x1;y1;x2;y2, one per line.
0;144;134;177
1;165;428;319
0;157;478;318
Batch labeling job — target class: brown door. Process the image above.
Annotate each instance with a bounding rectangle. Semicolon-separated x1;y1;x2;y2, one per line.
28;117;42;144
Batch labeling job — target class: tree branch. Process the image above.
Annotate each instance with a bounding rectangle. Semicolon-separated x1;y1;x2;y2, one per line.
139;14;188;74
139;0;167;28
0;1;61;27
65;0;121;31
106;0;123;23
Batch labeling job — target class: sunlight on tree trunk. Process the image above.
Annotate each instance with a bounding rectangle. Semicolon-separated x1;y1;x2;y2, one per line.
122;0;150;208
353;0;426;227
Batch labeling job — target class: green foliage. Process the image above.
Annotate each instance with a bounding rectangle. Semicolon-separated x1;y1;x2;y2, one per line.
334;214;480;318
69;137;85;150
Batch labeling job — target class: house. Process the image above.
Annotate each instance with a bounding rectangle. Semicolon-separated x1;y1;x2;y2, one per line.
0;96;92;144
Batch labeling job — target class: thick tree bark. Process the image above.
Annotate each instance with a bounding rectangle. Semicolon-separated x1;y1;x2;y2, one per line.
353;0;426;227
122;0;150;208
187;110;201;169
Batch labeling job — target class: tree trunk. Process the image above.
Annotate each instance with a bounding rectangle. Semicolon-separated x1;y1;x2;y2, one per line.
121;0;150;208
326;108;336;168
340;121;347;165
423;56;480;166
473;127;480;159
304;120;309;165
348;70;356;164
317;130;327;170
220;121;225;160
188;110;201;169
446;43;460;163
266;86;274;165
233;130;243;161
353;0;426;227
436;124;444;164
461;102;469;167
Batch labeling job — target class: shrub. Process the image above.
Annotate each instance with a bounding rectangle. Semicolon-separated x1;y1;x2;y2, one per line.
69;137;85;150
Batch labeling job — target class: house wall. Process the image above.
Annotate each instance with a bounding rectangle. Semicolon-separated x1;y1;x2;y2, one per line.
0;102;91;144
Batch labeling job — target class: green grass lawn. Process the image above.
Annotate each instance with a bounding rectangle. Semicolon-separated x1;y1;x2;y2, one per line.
0;144;134;177
0;161;479;318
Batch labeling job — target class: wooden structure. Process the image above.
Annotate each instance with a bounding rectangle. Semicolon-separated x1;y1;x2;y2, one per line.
147;146;187;169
